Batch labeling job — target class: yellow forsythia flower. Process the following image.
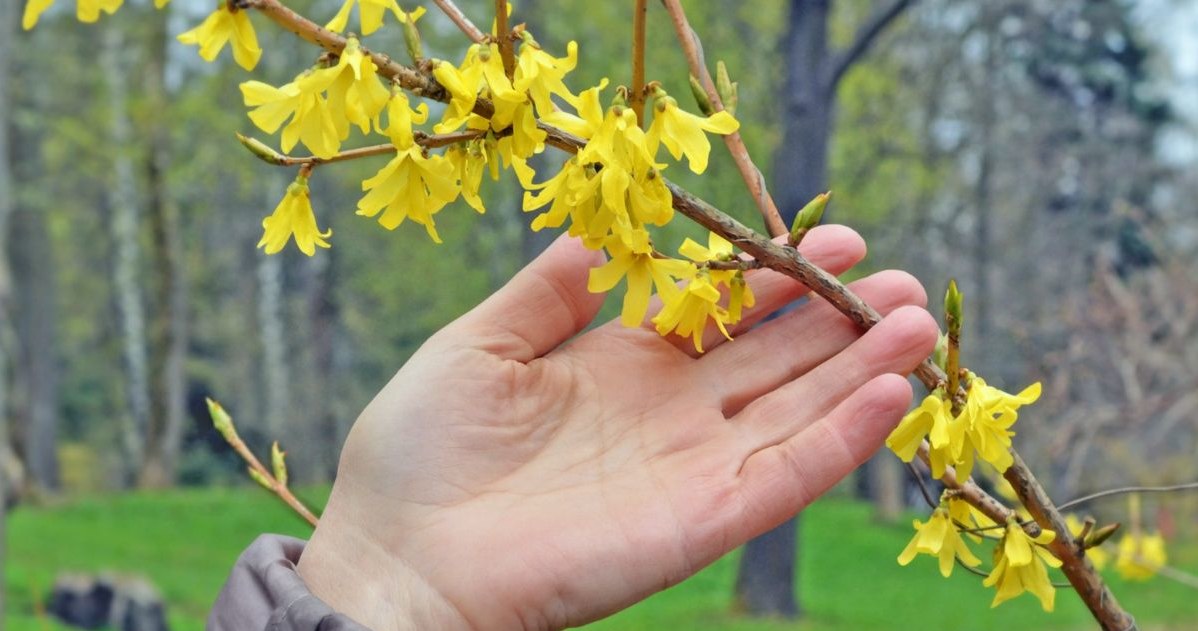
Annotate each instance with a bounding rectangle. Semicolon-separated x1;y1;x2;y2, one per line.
514;37;580;115
897;507;982;577
885;377;1040;480
177;3;262;71
984;519;1061;611
522;157;601;242
435;43;546;161
1115;532;1166;580
258;176;332;256
23;0;125;30
1065;515;1109;571
886;392;970;478
588;235;693;327
679;232;755;324
326;0;423;36
241;68;341;159
325;38;391;139
446;143;488;214
653;273;732;353
962;378;1041;472
356;152;457;242
646;94;739;174
432;47;487;131
948;496;998;543
355;90;457;241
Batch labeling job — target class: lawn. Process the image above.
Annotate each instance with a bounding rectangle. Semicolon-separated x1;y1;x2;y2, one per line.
5;488;1195;630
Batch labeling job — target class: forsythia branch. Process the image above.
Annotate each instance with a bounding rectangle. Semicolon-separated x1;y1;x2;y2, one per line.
659;0;788;238
431;0;486;43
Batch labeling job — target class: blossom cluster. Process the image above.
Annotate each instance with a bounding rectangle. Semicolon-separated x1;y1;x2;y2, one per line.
167;0;742;349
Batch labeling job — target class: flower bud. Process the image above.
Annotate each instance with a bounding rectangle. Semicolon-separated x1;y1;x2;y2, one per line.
236;133;286;165
688;74;715;116
716;61;738;116
945;280;963;324
788;191;830;246
1086;523;1121;548
248;467;274;491
206;398;236;443
271;442;289;487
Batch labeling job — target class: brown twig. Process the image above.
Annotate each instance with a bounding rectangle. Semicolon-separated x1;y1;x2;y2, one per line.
630;0;648;125
658;0;788;238
207;399;319;527
431;0;486;43
494;0;515;77
239;130;486;167
1057;482;1198;512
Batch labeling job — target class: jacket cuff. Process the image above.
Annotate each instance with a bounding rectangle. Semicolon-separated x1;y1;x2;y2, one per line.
209;534;370;630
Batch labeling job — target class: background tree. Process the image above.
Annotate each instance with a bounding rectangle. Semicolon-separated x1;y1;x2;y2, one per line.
735;0;916;617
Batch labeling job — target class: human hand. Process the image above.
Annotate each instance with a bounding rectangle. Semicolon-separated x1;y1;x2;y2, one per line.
296;227;937;631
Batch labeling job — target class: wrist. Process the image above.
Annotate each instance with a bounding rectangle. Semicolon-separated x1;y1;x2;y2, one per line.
296;494;472;631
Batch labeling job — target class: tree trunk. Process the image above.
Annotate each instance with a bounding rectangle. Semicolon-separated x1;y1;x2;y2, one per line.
0;1;17;624
734;520;800;617
868;453;903;522
10;198;60;492
774;0;833;226
257;178;290;438
734;0;833;617
103;28;151;487
139;9;190;488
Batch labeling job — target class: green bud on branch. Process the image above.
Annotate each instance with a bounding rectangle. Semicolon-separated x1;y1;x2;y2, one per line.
945;279;963;326
1086;523;1121;548
788;191;830;247
715;60;737;116
236;133;287;165
248;467;274;491
271;442;288;487
688;74;715;116
206;397;236;443
403;16;423;64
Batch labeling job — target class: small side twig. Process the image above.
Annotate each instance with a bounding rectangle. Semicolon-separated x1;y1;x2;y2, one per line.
1057;481;1198;512
659;0;787;238
431;0;486;43
237;130;485;167
629;0;648;124
206;398;319;527
494;0;515;77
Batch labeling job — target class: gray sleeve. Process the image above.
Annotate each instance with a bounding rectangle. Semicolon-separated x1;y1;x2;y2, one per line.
208;534;371;631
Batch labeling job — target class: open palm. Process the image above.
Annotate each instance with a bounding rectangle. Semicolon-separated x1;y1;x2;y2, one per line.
297;227;937;631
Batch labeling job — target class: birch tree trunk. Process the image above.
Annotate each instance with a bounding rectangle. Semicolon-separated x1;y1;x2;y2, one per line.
258;178;290;438
103;28;151;487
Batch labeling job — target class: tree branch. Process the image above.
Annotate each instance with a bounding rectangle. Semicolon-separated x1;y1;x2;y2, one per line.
658;0;788;238
431;0;486;43
826;0;915;90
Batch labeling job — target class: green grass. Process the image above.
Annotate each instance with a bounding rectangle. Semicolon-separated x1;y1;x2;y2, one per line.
6;489;1196;630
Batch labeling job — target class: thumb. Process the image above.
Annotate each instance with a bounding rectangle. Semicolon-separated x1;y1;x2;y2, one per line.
451;234;607;362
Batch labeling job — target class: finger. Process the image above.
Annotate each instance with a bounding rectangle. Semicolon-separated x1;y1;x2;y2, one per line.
637;225;867;357
707;270;926;416
731;373;913;541
733;305;937;448
450;234;607;362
